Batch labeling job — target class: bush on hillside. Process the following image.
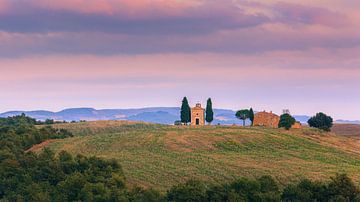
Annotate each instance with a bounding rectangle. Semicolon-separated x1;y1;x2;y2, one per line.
278;113;296;130
308;112;333;131
167;180;207;202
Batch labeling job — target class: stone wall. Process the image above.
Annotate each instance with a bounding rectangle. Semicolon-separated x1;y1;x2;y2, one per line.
292;122;302;129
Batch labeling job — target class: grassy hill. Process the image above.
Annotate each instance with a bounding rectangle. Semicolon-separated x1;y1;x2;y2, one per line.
34;121;360;192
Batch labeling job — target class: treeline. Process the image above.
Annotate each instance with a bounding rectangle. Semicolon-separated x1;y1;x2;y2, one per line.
1;115;359;201
0;115;128;201
166;174;359;202
0;114;73;150
36;119;87;125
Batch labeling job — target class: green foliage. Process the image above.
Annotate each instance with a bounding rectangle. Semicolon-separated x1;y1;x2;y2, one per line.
282;174;360;202
45;119;55;125
167;176;283;202
167;180;207;202
235;109;250;126
327;173;360;201
180;97;191;125
129;187;164;202
249;108;254;126
205;98;214;124
258;175;280;193
0;115;126;202
0;116;73;151
174;120;182;126
278;113;296;130
308;112;333;131
0;113;36;127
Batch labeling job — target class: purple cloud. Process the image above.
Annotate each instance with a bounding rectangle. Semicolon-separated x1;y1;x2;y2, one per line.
273;2;348;27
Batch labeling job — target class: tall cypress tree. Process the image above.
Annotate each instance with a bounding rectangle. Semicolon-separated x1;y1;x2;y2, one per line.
180;97;191;125
205;98;214;125
249;108;254;126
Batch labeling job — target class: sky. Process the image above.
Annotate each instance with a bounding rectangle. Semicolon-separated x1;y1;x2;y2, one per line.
1;0;360;120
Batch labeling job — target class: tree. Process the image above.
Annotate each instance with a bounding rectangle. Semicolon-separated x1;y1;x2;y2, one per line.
249;108;254;126
327;173;360;201
278;113;296;130
180;97;191;125
167;180;207;202
236;109;250;126
308;112;333;132
205;98;214;125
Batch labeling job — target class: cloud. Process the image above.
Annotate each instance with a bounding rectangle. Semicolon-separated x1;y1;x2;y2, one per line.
2;20;360;57
0;0;353;36
0;0;270;35
273;2;348;27
0;0;358;57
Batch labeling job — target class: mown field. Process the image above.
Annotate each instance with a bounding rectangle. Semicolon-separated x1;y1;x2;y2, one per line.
332;124;360;139
35;121;360;192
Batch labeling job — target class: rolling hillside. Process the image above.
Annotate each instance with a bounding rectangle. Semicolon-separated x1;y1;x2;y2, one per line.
33;121;360;192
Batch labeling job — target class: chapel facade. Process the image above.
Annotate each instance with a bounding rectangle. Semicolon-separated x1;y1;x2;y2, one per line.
191;103;205;126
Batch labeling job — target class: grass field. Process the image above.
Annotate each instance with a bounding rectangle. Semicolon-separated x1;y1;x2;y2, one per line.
332;124;360;139
35;121;360;192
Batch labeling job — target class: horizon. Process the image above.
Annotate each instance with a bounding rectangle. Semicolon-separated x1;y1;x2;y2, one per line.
0;105;358;121
1;0;360;120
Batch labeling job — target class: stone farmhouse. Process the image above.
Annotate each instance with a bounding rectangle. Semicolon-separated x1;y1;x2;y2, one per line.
253;111;302;129
191;103;205;126
253;111;280;128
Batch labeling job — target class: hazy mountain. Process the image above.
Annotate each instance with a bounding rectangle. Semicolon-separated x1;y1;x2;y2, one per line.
293;115;311;123
127;111;178;125
0;107;242;124
335;119;360;124
1;107;350;125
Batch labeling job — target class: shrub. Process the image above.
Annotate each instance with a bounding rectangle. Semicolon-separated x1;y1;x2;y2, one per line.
278;114;296;130
327;173;360;201
308;112;333;131
167;180;207;202
128;187;163;202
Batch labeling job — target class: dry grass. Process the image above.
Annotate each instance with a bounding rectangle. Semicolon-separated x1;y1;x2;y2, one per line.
26;139;58;153
332;124;360;139
35;121;360;192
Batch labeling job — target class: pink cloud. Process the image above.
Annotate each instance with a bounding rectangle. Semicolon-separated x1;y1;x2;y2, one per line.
273;2;348;27
28;0;197;18
0;0;10;13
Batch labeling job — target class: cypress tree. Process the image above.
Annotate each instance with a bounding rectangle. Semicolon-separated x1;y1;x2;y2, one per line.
180;97;191;125
205;98;214;125
249;108;254;126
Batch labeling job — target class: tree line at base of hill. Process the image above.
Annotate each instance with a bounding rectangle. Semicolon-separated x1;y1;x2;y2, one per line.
1;115;358;202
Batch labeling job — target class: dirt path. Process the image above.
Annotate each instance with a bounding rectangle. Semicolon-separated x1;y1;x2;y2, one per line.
26;139;57;153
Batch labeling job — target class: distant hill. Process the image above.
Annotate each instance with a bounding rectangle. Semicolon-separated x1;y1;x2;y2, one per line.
1;107;356;125
0;107;241;124
335;119;360;124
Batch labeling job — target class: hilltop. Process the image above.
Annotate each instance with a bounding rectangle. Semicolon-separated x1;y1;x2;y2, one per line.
32;121;360;192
